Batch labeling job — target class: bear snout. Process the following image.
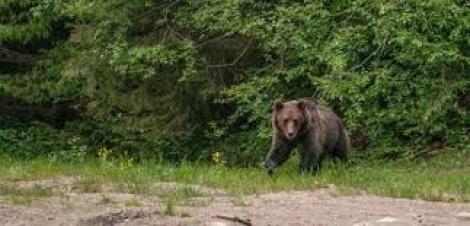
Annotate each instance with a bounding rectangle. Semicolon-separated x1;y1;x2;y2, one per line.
286;132;295;139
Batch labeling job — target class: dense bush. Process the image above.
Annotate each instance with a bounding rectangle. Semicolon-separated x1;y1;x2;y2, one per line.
0;0;468;164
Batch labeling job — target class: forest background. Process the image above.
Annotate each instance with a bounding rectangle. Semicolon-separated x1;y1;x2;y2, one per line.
0;0;468;166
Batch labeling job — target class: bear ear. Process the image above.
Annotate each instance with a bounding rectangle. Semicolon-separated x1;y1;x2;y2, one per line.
273;100;283;112
301;97;317;109
297;100;306;110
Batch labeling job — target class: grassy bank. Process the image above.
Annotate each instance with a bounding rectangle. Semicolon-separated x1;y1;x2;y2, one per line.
0;150;468;203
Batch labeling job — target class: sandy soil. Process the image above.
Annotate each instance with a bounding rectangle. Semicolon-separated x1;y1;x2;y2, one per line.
0;179;468;226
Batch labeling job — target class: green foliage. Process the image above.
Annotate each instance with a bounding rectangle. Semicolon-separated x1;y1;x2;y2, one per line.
0;116;89;159
0;0;468;164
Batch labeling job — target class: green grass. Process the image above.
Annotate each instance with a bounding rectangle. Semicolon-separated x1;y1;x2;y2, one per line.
0;150;468;202
158;186;206;200
0;184;54;205
163;198;176;216
124;198;141;207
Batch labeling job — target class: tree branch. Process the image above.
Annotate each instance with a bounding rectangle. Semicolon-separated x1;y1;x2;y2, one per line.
166;24;186;40
199;33;232;46
350;38;387;71
213;215;252;226
206;39;253;68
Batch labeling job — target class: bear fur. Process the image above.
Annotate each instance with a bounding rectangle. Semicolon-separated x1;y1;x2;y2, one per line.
264;98;350;175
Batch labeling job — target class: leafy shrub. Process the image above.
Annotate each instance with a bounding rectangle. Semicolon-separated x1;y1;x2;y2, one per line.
0;1;468;164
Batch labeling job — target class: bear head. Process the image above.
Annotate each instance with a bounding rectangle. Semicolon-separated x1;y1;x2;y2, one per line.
272;100;308;140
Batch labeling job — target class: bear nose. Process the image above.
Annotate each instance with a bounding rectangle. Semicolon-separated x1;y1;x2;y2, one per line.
287;132;294;138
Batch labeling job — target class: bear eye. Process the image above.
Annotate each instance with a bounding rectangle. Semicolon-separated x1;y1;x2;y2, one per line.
283;119;288;124
293;119;298;125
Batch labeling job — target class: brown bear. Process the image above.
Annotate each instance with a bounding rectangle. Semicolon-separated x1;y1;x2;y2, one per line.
264;98;350;175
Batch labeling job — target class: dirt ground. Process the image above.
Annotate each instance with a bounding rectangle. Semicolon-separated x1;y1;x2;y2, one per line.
0;179;469;226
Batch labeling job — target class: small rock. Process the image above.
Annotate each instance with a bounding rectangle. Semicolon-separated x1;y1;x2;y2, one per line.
48;217;54;221
377;217;399;223
456;212;470;220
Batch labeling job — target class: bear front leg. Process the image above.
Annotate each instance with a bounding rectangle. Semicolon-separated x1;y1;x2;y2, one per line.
265;135;293;175
298;139;323;173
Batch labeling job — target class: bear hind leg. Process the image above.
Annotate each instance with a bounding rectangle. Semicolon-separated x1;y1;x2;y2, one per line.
331;129;349;162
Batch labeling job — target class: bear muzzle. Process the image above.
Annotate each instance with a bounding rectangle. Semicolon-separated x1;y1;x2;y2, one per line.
286;132;295;140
